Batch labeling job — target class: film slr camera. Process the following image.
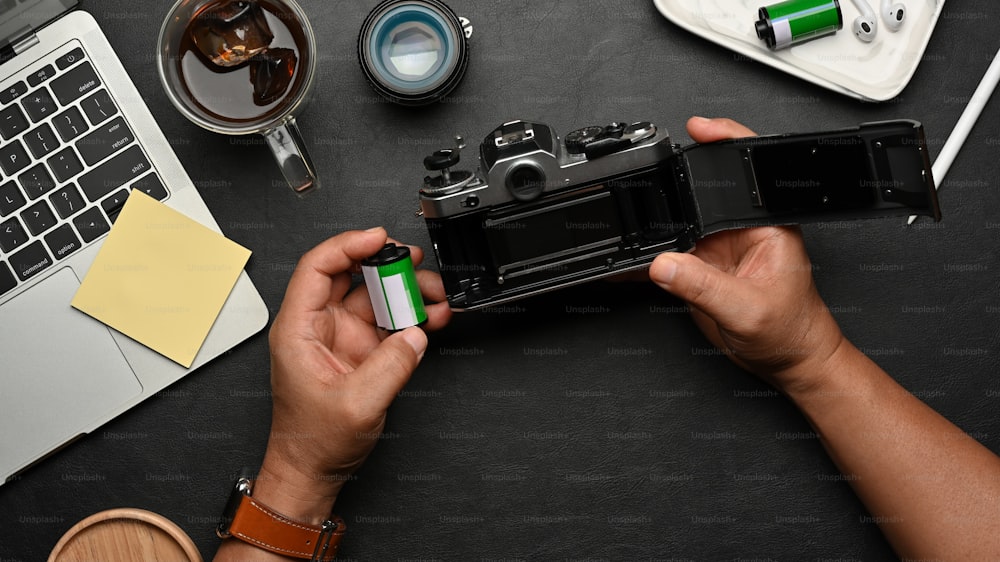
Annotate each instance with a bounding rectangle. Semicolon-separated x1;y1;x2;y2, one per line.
418;119;941;311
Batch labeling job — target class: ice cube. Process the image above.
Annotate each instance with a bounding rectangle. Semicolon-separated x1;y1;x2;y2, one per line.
249;48;297;105
190;0;274;68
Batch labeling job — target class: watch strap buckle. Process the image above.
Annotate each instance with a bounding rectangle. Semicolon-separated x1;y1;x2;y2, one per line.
311;517;346;562
217;476;252;539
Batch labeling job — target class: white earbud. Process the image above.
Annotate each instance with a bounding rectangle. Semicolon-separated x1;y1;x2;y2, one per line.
850;0;878;43
881;0;906;31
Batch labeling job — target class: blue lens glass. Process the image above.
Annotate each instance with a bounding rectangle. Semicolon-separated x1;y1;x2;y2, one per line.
368;5;457;94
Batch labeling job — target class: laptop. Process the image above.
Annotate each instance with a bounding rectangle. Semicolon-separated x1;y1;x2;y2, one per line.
0;0;270;484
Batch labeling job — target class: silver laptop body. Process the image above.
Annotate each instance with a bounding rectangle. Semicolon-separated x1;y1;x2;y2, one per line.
0;1;269;484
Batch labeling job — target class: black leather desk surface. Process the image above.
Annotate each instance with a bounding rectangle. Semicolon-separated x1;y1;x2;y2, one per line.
2;1;999;560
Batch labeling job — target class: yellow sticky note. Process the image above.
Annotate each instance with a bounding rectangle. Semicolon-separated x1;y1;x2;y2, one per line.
72;191;251;368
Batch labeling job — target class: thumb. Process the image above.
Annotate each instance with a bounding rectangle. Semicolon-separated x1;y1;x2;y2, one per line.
650;252;755;324
686;116;757;143
356;327;427;409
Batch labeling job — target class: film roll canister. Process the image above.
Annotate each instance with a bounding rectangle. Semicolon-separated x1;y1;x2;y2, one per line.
755;0;843;50
363;244;428;331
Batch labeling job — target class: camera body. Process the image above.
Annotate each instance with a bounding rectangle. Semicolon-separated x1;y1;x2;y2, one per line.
419;119;939;311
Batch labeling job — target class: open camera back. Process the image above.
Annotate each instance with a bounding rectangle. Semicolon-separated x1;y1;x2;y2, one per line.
418;119;940;311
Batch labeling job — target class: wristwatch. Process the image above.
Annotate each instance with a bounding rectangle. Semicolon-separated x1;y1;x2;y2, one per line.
217;474;346;561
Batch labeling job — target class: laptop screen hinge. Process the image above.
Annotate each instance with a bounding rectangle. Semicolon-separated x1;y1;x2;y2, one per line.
1;29;39;65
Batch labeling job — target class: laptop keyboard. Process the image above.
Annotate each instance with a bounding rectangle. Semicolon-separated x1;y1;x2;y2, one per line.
0;42;169;298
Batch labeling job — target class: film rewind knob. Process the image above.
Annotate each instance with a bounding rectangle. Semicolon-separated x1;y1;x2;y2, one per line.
424;136;466;172
423;149;460;172
421;136;475;197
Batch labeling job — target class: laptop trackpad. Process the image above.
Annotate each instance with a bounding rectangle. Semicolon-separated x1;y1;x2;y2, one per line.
0;268;142;467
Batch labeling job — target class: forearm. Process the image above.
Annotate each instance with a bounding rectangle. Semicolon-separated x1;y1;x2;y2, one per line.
786;340;1000;560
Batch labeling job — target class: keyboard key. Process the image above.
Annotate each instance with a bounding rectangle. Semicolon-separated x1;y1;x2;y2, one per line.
73;206;109;243
132;174;168;201
10;240;52;281
80;89;117;126
0;140;29;176
0;217;28;253
49;62;101;106
18;164;57;199
0;181;26;216
27;64;56;88
53;106;88;142
50;184;85;219
0;261;15;296
47;147;84;183
0;81;27;105
44;223;82;261
78;145;151;202
21;87;57;122
56;48;86;70
24;123;59;158
21;200;57;236
0;104;28;139
76;116;133;166
101;189;129;223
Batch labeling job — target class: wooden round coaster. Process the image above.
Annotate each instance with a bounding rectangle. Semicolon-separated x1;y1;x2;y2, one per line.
48;508;203;562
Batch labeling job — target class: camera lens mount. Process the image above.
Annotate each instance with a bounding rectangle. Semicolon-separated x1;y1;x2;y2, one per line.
358;0;472;106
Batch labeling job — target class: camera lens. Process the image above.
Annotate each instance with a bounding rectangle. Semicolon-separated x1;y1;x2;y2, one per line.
358;0;470;106
505;164;546;202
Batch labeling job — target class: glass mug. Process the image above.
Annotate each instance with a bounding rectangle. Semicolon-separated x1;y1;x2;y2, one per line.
157;0;318;193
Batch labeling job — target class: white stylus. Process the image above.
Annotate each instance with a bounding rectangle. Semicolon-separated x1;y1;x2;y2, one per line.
908;46;1000;225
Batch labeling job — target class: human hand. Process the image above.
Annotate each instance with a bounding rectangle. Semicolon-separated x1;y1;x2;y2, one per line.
254;228;452;523
649;117;845;396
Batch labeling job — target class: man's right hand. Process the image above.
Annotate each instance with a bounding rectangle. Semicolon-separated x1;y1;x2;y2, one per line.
649;117;846;397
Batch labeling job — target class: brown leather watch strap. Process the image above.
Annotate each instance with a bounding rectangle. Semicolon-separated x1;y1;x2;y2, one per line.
228;493;346;560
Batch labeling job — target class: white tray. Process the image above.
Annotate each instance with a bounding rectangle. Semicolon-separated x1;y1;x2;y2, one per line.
652;0;946;101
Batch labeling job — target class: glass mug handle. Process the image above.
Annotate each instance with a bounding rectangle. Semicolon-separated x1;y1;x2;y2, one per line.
263;118;317;194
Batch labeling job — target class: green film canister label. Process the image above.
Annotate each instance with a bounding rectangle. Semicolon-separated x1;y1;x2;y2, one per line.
363;244;428;331
756;0;842;50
